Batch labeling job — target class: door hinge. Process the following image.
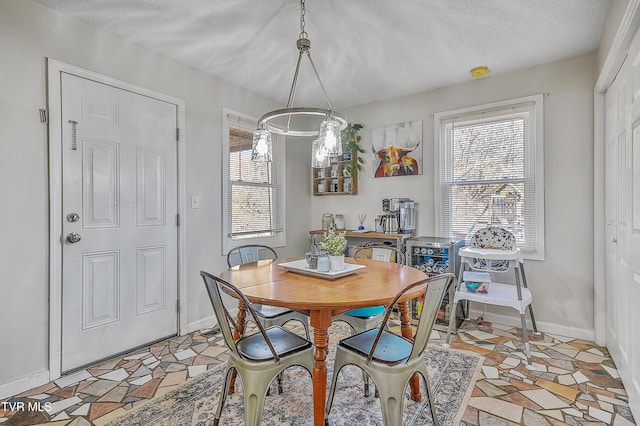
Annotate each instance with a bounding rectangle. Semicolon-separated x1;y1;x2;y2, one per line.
39;109;48;123
176;213;180;227
176;128;180;142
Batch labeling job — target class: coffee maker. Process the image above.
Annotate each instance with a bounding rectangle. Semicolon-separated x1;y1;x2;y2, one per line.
396;198;416;234
380;198;416;234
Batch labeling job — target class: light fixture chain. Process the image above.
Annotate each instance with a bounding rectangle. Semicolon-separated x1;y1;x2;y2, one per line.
299;0;307;38
251;0;347;150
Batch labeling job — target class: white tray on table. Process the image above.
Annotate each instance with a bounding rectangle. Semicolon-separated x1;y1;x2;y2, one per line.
278;259;366;280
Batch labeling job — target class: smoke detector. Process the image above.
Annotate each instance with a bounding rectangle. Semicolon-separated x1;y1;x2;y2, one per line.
470;66;489;77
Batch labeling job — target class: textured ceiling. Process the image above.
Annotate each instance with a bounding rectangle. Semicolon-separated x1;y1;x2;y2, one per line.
34;0;609;110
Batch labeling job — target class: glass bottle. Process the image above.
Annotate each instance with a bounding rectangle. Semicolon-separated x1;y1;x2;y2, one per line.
322;213;334;230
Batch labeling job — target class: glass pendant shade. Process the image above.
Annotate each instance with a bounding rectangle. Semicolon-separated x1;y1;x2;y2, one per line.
251;128;272;162
318;117;342;156
312;138;330;168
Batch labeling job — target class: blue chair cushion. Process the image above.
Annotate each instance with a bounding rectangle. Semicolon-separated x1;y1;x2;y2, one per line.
344;305;385;318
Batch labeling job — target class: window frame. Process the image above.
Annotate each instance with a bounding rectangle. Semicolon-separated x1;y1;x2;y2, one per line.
222;108;286;254
434;94;545;260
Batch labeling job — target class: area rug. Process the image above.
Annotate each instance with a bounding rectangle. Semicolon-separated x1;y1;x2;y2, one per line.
108;325;482;426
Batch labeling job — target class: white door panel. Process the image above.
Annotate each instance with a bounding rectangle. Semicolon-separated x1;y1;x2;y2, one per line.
82;251;119;329
61;73;178;371
604;25;640;419
82;140;119;228
627;33;640;414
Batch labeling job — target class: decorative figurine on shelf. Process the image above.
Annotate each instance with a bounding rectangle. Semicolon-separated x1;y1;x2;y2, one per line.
320;230;348;271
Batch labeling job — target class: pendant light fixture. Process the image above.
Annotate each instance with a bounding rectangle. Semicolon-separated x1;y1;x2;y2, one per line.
251;0;348;163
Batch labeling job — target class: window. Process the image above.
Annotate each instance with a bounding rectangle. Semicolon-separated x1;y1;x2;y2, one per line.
434;95;544;260
222;109;285;252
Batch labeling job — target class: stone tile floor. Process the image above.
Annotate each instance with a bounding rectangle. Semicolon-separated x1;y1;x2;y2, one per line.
0;319;636;425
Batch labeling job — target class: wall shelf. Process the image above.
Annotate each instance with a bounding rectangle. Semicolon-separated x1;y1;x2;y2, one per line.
313;152;358;196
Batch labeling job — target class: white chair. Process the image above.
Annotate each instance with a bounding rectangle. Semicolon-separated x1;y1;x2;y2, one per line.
444;227;539;367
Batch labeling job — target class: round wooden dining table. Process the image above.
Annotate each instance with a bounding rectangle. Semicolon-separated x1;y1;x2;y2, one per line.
218;257;430;426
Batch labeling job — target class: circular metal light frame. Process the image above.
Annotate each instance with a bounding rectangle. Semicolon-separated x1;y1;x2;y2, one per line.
258;107;348;137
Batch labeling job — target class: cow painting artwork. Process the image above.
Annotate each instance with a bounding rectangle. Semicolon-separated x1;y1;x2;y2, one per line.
371;120;423;178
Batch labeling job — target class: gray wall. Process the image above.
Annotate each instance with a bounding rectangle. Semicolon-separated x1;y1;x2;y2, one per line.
312;53;597;339
0;0;310;395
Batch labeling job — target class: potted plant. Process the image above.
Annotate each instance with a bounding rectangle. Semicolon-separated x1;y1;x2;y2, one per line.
341;123;364;179
320;230;348;271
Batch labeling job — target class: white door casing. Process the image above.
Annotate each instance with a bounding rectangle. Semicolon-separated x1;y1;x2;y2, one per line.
48;60;187;378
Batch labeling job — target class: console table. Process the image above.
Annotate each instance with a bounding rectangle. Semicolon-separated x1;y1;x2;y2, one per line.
309;230;413;255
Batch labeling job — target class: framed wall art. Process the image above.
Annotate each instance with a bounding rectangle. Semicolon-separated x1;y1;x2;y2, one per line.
371;120;423;178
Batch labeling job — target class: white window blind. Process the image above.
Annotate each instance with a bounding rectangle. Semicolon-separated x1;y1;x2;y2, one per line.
222;110;285;251
435;95;544;260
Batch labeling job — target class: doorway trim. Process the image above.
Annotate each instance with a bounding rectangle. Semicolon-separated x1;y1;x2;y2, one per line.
46;59;187;380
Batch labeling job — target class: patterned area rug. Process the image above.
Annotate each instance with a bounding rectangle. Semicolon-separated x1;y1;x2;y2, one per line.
107;325;482;426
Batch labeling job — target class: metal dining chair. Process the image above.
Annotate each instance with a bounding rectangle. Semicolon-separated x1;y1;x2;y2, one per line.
332;244;406;396
200;271;314;426
227;244;310;340
325;273;454;426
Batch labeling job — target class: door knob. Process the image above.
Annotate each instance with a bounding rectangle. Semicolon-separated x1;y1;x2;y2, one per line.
611;238;617;243
66;233;81;244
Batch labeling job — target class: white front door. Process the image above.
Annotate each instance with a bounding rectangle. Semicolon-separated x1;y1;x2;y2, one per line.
604;25;640;417
60;73;178;371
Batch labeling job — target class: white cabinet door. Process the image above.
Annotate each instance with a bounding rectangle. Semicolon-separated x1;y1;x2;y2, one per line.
61;73;178;371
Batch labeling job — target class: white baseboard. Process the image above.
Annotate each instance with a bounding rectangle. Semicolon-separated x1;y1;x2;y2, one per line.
185;307;243;334
186;315;219;334
466;309;595;342
0;369;50;400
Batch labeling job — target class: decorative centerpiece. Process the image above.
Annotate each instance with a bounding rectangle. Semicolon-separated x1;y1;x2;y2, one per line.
320;230;348;271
